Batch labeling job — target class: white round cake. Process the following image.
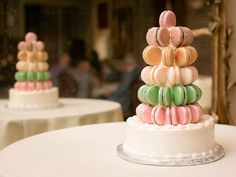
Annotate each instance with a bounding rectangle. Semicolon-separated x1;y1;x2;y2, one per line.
8;87;59;109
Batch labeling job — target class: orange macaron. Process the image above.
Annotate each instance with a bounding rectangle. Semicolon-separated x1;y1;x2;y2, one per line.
175;46;198;67
142;46;174;66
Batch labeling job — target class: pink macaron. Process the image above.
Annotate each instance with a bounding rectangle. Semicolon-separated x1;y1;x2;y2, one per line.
36;41;45;51
28;82;35;91
165;107;172;125
151;106;165;125
188;103;203;123
171;106;178;125
44;81;53;89
19;82;28;91
36;82;44;90
136;104;153;124
25;32;37;43
146;27;170;47
17;41;27;51
176;106;190;125
169;26;193;48
159;10;176;28
136;103;203;125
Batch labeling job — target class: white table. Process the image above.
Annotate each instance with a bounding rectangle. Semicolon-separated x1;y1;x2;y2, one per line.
0;98;123;149
0;122;235;177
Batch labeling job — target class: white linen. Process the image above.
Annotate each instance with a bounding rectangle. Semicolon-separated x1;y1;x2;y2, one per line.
0;123;235;177
0;98;123;149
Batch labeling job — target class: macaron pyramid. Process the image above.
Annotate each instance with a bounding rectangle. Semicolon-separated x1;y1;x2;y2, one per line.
14;32;53;91
137;10;203;125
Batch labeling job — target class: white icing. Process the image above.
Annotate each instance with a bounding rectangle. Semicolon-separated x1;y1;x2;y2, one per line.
124;115;215;156
8;87;59;109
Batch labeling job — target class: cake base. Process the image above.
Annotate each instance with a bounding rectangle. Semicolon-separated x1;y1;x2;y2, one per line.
8;87;59;110
117;143;224;166
118;115;224;166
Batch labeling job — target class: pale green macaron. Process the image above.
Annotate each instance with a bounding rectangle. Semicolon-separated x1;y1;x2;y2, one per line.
146;86;159;105
186;84;202;103
172;85;188;106
159;86;172;106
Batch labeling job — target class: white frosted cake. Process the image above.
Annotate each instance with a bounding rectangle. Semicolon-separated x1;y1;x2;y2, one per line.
8;32;59;109
117;10;224;166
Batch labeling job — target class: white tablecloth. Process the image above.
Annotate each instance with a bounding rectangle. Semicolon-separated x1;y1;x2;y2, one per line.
0;98;123;149
0;122;235;177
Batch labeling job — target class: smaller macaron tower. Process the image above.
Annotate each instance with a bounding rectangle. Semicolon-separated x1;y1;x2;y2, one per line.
138;10;202;125
117;10;224;166
15;33;51;91
8;32;59;109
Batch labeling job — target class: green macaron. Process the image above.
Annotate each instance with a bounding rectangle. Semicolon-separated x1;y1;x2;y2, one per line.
186;84;197;103
172;85;188;106
146;86;159;105
43;71;50;80
137;85;149;104
15;71;27;81
190;84;202;102
158;86;171;106
27;72;37;81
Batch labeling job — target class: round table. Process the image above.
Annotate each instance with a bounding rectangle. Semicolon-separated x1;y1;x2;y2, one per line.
0;123;235;177
0;98;123;149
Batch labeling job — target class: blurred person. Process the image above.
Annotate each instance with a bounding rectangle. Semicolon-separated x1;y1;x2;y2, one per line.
100;59;121;83
50;52;72;86
68;38;100;98
58;72;78;97
50;52;79;97
108;53;141;117
90;50;102;74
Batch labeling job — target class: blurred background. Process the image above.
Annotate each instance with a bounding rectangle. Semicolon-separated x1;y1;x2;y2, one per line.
1;0;236;121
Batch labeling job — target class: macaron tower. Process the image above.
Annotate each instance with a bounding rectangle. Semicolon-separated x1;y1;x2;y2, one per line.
117;10;224;166
8;32;59;109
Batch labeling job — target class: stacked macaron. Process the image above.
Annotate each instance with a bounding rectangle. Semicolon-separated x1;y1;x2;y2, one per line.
14;32;53;91
137;10;203;125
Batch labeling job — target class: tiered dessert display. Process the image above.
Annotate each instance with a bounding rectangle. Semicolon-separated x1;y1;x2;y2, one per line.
8;32;59;109
117;10;224;166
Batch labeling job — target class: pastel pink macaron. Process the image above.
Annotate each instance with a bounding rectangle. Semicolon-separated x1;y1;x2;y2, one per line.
188;103;203;123
136;103;203;125
25;32;37;43
136;103;153;124
35;82;44;90
44;81;53;89
17;41;27;51
36;41;45;51
146;27;170;47
176;106;192;125
169;26;193;47
159;10;176;28
151;106;165;125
